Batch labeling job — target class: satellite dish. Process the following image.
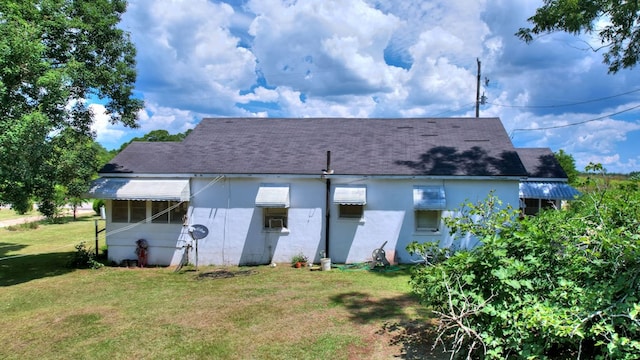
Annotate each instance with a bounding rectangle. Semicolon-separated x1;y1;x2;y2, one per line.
189;224;209;240
187;224;209;272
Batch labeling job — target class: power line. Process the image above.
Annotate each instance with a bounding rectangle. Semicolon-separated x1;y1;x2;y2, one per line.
490;88;640;109
510;103;640;138
430;102;476;117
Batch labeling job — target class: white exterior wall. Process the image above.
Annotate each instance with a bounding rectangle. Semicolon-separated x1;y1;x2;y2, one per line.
328;178;519;264
186;177;325;266
104;176;519;266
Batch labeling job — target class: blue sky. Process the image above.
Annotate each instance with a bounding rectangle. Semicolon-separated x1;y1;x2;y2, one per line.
90;0;640;173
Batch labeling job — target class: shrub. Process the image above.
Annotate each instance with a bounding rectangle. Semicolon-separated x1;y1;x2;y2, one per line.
408;177;640;358
68;241;103;269
5;221;39;231
92;199;105;216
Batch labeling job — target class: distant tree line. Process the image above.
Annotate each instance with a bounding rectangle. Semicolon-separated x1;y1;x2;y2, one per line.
114;129;192;154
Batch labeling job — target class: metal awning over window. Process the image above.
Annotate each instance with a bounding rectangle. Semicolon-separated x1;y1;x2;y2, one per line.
255;184;290;208
334;186;367;205
519;182;581;200
87;178;190;201
414;186;446;210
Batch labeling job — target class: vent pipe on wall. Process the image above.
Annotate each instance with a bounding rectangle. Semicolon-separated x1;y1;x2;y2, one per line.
324;150;331;259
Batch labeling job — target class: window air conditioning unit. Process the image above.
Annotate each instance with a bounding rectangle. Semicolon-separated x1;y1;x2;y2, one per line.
269;218;284;228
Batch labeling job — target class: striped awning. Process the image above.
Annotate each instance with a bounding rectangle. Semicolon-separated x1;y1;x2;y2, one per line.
87;178;190;201
413;186;446;210
334;186;367;205
519;182;581;200
255;184;290;207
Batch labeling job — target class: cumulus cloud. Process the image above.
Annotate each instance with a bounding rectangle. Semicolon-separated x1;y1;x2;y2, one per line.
122;0;257;112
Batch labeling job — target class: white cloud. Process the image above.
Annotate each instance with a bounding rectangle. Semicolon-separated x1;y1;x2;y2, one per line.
247;0;403;96
90;104;128;146
122;0;257;113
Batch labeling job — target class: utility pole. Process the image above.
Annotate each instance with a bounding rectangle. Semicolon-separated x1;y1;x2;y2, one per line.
475;58;481;118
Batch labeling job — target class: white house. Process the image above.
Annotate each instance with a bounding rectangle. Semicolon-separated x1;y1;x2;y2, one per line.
88;117;536;266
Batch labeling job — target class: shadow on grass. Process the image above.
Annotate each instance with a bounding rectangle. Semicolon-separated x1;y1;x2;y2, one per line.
331;291;449;359
0;251;74;287
335;263;417;278
0;242;28;257
331;291;420;324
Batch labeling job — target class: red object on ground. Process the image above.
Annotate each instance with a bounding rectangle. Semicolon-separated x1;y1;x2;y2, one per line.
135;239;149;267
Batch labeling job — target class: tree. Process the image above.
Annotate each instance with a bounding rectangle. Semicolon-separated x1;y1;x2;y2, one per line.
0;0;143;214
115;129;192;153
517;0;640;73
554;149;579;185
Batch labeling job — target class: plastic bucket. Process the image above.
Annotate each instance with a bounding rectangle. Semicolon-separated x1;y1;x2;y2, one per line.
320;258;331;271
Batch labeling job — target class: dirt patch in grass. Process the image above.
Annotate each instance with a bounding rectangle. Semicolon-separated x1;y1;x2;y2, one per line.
379;319;451;359
195;269;258;280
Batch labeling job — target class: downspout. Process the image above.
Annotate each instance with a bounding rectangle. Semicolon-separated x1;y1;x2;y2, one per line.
324;150;331;259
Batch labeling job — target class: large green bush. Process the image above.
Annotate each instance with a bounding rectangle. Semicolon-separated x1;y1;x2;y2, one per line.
408;172;640;358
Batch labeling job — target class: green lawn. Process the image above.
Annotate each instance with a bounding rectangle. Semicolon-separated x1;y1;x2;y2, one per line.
0;207;36;222
0;215;445;359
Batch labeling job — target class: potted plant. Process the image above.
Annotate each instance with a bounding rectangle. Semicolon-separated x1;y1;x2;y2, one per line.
291;253;308;268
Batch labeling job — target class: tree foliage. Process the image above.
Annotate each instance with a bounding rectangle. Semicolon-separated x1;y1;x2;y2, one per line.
518;0;640;73
408;169;640;358
554;149;580;185
115;129;192;153
0;0;142;214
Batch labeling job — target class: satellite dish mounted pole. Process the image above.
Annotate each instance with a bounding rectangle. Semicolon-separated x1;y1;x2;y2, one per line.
188;224;209;271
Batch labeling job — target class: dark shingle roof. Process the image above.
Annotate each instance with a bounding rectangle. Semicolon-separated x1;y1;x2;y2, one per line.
515;148;568;179
101;117;527;177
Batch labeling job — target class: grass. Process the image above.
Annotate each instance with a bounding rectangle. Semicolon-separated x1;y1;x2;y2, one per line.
0;214;446;359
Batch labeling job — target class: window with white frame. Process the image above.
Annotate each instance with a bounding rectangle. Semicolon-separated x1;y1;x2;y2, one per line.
413;185;446;232
113;200;189;224
339;204;364;219
264;207;288;229
334;185;366;219
415;210;440;232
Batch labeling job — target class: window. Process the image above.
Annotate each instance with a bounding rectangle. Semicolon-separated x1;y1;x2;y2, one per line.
415;210;440;232
152;201;169;223
170;201;189;224
264;208;287;229
112;200;129;223
130;201;147;223
339;204;364;219
523;198;557;216
152;201;189;224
